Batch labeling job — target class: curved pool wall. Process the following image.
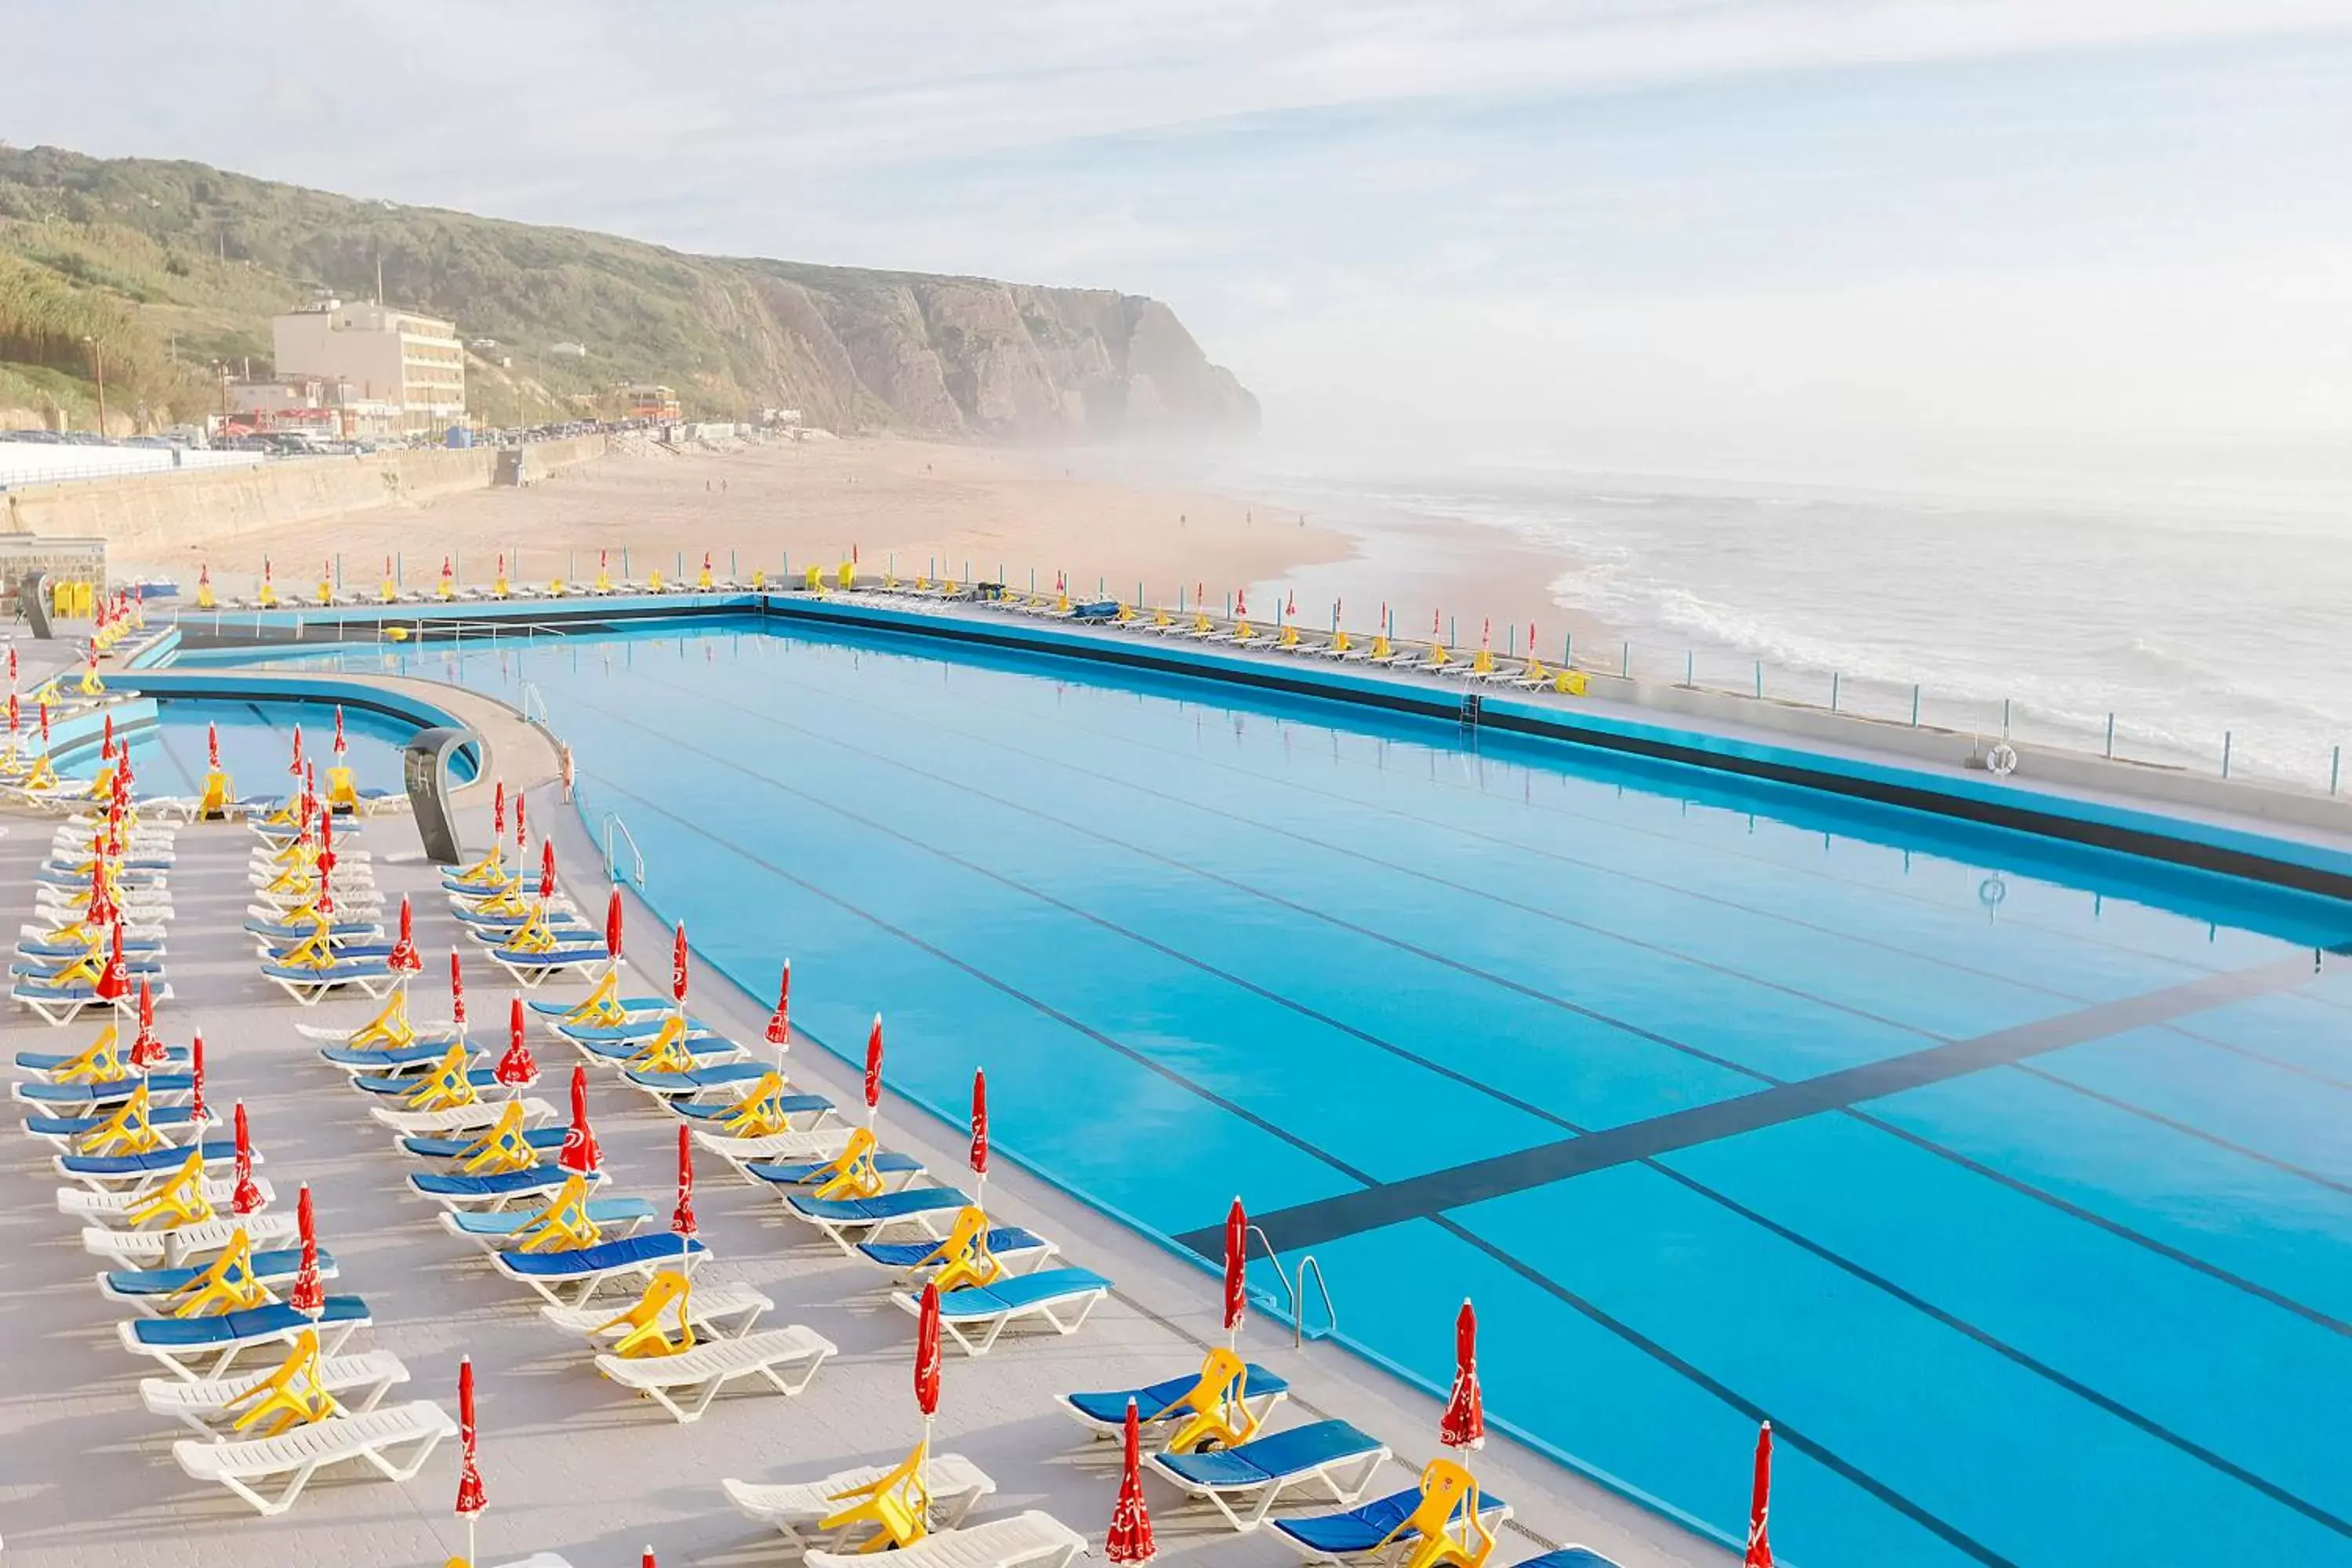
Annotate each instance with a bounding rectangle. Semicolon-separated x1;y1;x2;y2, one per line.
110;670;481;784
165;601;2352;1568
168;591;2352;903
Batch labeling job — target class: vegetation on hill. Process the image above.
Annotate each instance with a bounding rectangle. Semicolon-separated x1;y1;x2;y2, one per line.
0;144;1258;438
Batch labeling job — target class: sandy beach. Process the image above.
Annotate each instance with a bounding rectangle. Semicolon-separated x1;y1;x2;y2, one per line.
151;435;1599;655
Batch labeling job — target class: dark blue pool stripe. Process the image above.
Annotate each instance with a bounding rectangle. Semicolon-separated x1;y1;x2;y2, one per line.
581;764;2025;1561
590;662;2352;1329
619;657;2352;1203
1192;954;2325;1255
569;702;2352;1530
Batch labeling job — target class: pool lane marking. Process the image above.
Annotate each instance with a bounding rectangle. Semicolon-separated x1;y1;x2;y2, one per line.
681;643;2352;1092
576;768;2020;1563
554;665;2352;1329
1184;953;2326;1255
2011;1061;2352;1196
602;657;2352;1200
568;712;2352;1526
775;631;2340;988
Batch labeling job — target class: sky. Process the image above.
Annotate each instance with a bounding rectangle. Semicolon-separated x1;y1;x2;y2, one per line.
7;2;2352;468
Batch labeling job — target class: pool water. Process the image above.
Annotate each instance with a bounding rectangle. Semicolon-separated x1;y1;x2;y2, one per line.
212;619;2352;1567
106;699;417;799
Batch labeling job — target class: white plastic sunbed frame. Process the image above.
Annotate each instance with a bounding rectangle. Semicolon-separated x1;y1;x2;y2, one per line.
170;1399;456;1515
723;1453;996;1552
804;1510;1088;1568
592;1323;837;1422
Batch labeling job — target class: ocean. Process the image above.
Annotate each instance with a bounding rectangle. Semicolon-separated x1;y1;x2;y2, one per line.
1186;440;2352;793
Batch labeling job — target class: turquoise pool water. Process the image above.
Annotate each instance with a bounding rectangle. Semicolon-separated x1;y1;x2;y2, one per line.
197;618;2352;1567
111;699;417;797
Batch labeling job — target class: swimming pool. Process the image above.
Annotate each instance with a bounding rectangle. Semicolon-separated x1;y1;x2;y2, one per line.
197;616;2352;1566
96;698;418;797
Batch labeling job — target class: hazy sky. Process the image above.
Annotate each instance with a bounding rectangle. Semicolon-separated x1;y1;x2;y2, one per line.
9;2;2351;453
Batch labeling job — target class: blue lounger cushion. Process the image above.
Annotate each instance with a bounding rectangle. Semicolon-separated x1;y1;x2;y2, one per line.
105;1247;336;1297
935;1268;1111;1318
12;956;165;978
858;1226;1049;1270
490;944;608;967
401;1127;567;1159
1064;1365;1292;1426
18;1044;185;1071
788;1188;971;1224
1269;1484;1511;1555
445;1198;654;1236
558;1014;717;1044
625;1063;782;1094
495;1232;702;1276
747;1151;923;1187
530;994;670;1018
353;1066;498;1095
243;917;382;940
411;1166;602;1198
321;1040;462;1069
17;936;165;959
61;1140;237;1174
1152;1419;1382;1488
263;959;393;983
1512;1553;1623;1568
27;1105;201;1136
673;1092;827;1123
16;1073;194;1102
127;1295;368;1346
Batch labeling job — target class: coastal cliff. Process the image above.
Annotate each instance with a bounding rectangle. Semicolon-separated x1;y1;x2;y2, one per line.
0;145;1258;439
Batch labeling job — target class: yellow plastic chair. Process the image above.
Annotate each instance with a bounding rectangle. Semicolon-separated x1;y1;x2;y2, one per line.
817;1438;936;1552
1469;648;1496;677
324;765;362;815
124;1149;217;1231
76;1085;169;1156
401;1046;480;1112
343;988;422;1052
458;1101;541;1175
505;905;561;956
196;766;238;820
811;1127;887;1200
715;1073;804;1138
915;1207;1001;1294
1374;1458;1496;1568
454;840;506;884
506;1173;604;1254
167;1229;274;1318
560;969;628;1027
1370;633;1394;662
628;1015;705;1075
1150;1347;1268;1454
648;568;666;593
44;1024;128;1085
222;1330;342;1436
596;1269;697;1359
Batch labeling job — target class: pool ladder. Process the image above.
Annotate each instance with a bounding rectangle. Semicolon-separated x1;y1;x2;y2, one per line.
517;681;551;728
1247;1225;1338;1348
601;812;647;891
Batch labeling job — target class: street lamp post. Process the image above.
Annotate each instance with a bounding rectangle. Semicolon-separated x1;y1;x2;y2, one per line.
81;335;108;434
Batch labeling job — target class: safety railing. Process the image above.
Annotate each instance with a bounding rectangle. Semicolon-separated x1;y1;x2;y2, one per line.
517;681;550;728
1246;1224;1338;1348
601;811;646;891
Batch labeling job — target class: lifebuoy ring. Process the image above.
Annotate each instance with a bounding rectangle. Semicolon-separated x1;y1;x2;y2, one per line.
1986;742;2018;778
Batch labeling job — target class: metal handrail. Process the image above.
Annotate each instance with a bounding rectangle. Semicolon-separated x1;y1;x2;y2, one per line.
517;681;550;728
1245;1225;1339;1348
601;811;646;890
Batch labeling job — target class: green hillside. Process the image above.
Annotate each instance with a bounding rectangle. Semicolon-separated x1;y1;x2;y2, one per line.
0;144;1258;438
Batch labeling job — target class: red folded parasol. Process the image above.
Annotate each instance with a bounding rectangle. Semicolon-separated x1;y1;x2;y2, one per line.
557;1065;601;1174
1224;1198;1247;1343
289;1183;324;1314
456;1356;487;1557
604;889;622;961
289;723;303;778
764;961;790;1049
1440;1298;1485;1450
864;1014;883;1125
389;895;422;975
449;949;467;1025
1745;1421;1774;1567
670;922;688;1005
231;1102;263;1214
969;1069;989;1190
206;721;220;771
332;705;347;755
187;1030;206;1122
129;978;168;1067
671;1123;697;1237
496;997;536;1090
915;1279;942;1416
538;838;556;902
492;779;505;837
1106;1398;1156;1563
94;922;129;1004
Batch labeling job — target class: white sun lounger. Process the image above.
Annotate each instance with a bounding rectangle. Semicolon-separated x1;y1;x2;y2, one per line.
118;1297;371;1380
83;1214;299;1269
1145;1419;1392;1531
60;1175;274;1222
804;1511;1088;1568
889;1267;1112;1356
593;1323;837;1422
692;1123;860;1175
490;1232;703;1306
723;1453;995;1551
171;1399;456;1515
140;1349;410;1435
370;1096;556;1136
540;1279;773;1343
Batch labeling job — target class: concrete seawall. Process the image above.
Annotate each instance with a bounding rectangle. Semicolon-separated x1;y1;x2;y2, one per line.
0;433;608;555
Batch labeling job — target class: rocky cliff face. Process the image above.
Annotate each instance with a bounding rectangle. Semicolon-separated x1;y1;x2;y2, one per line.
0;146;1261;441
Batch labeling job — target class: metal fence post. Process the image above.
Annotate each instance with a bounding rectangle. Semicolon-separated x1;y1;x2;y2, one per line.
2333;745;2342;796
1831;671;1839;712
1685;650;1694;687
1911;684;1921;726
1755;661;1763;700
2222;731;2233;779
2105;713;2114;758
1621;641;1630;678
2002;698;2011;735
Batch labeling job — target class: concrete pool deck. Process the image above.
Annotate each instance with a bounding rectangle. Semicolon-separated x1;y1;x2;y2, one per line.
0;778;1731;1566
